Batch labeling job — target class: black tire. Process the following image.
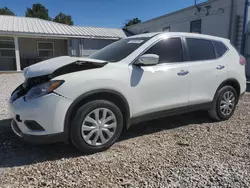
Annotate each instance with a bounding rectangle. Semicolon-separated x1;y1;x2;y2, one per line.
70;100;123;153
208;86;238;121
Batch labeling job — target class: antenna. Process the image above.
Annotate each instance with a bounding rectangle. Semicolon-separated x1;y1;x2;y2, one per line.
195;0;201;12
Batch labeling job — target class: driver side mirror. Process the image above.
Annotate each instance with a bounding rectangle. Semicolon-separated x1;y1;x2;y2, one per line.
136;54;159;66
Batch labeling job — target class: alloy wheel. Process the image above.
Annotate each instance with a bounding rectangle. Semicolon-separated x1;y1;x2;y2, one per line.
220;91;236;116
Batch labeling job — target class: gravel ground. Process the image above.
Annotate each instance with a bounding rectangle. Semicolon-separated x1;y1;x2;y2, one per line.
1;73;250;187
0;73;24;120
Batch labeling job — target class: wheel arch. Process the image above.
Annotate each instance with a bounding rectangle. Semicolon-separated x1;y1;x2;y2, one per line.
214;78;241;102
64;89;130;137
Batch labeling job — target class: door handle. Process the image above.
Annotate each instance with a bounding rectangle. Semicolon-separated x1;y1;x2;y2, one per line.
216;65;225;70
177;70;189;76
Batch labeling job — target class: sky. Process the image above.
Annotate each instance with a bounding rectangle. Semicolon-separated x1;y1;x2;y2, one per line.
0;0;206;28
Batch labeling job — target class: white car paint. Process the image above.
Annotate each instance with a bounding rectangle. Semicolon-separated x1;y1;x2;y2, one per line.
9;32;246;142
9;93;72;135
23;56;107;78
128;62;190;117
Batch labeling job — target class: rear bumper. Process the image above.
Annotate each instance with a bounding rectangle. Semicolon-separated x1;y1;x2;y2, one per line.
11;119;67;144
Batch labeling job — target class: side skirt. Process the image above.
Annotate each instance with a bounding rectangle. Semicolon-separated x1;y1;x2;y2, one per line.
129;102;212;125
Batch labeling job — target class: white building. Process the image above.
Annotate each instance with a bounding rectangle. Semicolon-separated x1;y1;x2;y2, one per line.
126;0;250;77
126;0;248;53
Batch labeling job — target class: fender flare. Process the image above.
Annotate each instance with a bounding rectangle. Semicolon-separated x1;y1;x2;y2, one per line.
63;89;130;137
213;78;241;102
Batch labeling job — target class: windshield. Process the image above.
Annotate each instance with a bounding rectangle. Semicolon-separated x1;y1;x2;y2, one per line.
89;37;150;62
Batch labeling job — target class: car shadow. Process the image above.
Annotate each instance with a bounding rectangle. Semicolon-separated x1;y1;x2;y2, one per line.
0;111;213;168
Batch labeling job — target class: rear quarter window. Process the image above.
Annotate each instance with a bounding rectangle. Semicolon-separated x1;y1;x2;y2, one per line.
212;41;228;57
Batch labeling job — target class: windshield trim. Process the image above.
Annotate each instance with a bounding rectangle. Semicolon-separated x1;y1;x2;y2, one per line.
89;36;156;63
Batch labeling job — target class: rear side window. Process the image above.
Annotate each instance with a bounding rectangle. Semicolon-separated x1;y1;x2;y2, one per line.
144;38;183;63
213;41;228;57
186;38;216;61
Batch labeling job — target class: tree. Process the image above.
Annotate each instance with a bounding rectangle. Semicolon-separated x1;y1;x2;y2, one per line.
53;12;74;25
123;18;141;28
25;3;51;20
0;7;15;16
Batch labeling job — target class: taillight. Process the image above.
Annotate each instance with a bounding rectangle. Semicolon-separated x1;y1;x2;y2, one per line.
239;55;246;66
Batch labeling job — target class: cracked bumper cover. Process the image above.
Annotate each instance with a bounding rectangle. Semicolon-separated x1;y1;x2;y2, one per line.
9;93;73;143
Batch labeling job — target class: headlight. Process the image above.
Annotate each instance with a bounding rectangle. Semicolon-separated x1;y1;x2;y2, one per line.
25;80;64;100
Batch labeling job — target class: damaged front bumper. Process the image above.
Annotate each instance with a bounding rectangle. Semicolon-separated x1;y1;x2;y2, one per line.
11;120;67;144
9;89;73;144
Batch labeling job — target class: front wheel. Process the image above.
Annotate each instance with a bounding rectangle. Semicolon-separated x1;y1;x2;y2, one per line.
70;100;123;153
208;86;238;121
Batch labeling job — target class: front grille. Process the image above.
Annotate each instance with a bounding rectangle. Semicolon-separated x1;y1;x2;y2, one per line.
10;75;50;103
11;84;23;96
24;75;50;90
10;85;27;103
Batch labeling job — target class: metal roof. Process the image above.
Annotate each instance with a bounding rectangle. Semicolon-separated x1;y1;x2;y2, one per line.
0;15;129;39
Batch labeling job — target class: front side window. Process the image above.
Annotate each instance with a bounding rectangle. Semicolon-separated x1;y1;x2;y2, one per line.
0;40;15;57
213;41;228;57
143;38;183;63
37;42;54;58
186;38;216;61
89;37;150;62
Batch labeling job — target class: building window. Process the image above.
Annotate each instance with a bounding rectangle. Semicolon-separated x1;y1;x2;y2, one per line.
37;42;54;58
163;26;171;32
190;19;202;33
0;40;15;57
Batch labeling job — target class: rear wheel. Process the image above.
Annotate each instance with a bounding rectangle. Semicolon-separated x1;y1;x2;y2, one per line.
70;100;123;153
208;86;237;121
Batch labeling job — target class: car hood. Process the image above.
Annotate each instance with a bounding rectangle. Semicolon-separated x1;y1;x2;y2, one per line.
23;56;108;79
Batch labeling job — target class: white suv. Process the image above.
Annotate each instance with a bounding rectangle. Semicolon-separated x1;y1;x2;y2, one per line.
9;32;246;153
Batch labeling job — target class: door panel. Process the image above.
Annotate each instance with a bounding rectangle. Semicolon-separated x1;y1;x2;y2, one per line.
185;38;228;105
188;59;227;105
129;63;190;117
